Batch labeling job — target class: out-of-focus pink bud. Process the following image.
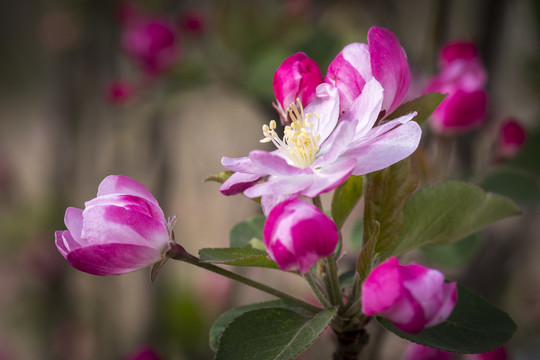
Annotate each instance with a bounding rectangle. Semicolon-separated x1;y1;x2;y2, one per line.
273;52;323;125
497;118;526;160
324;26;410;115
362;257;457;333
263;197;338;274
464;347;509;360
122;16;179;76
403;342;454;360
106;79;136;105
427;41;488;135
179;11;206;35
55;175;172;276
124;346;161;360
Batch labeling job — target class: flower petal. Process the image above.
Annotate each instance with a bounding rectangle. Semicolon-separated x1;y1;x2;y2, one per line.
303;158;356;197
304;83;340;143
64;207;83;243
219;172;261;196
244;174;313;199
97;175;162;215
343;120;421;175
67;243;167;275
368;26;410;114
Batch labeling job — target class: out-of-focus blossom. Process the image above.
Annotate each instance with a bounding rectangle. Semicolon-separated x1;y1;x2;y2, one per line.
220;79;420;214
362;257;457;333
273;52;323;125
179;11;206;35
403;342;454;360
464;347;509;360
106;79;136;105
122;14;179;76
55;175;173;276
263;197;338;273
496;118;526;160
324;26;410;115
426;41;488;135
124;346;161;360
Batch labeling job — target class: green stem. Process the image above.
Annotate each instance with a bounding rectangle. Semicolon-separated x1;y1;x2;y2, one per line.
168;243;321;314
325;256;343;308
303;270;331;308
312;195;323;211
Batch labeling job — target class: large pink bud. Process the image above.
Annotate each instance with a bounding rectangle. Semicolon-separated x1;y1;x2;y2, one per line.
55;175;172;275
273;52;323;125
361;257;457;333
263;197;338;274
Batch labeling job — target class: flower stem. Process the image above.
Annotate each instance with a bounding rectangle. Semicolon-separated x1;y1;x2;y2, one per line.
167;243;321;314
325;256;343;308
303;270;331;308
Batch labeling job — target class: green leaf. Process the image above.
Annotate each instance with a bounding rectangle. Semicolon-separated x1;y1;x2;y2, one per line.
204;171;234;185
199;247;278;269
421;234;481;267
215;307;337;359
331;175;363;230
387;181;521;258
209;300;308;352
378;284;516;353
386;92;447;125
363;158;417;257
230;215;266;247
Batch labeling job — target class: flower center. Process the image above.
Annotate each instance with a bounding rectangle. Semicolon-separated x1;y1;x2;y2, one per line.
261;99;320;169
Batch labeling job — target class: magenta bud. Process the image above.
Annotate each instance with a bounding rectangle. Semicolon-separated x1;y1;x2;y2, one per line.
362;257;457;333
497;118;526;160
263;197;338;274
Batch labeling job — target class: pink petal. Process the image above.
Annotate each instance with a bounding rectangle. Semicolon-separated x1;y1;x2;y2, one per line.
64;207;83;242
219;172;261;196
368;26;411;114
66;243;167;275
344;120;422;175
440;41;480;66
304;83;340;143
97;175;162;212
430;89;488;134
260;193;296;216
244;174;313;199
362;257;404;315
86;194;164;225
81;203;169;248
55;230;78;258
340;78;384;140
249;150;309;176
316;120;357;166
303;158;356;197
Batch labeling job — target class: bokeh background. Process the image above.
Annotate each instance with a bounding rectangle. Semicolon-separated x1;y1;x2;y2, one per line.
1;0;539;359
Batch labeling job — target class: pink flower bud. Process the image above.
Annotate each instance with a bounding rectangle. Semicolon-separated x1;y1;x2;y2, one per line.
427;41;488;135
55;175;172;276
125;346;162;360
362;257;457;333
263;197;338;273
497;118;526;160
122;16;179;76
464;347;509;360
273;52;323;125
106;79;135;105
404;343;454;360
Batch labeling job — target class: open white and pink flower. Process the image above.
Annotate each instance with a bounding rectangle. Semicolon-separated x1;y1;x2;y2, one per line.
220;78;421;214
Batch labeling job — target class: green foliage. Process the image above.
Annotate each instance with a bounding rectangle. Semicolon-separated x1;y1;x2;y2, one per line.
204;171;234;185
199;247;278;268
209;300;309;352
215;307;336;359
229;215;266;247
331;175;363;230
386;92;447;125
386;181;520;258
378;284;516;353
363;158;417;257
480;169;540;205
421;234;481;267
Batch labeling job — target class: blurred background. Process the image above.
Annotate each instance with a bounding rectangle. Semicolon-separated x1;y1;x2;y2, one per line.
0;0;539;359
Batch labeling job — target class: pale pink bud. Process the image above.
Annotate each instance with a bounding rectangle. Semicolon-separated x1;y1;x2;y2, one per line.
122;16;179;76
55;175;172;275
464;347;509;360
362;257;457;333
263;197;338;274
497;118;526;160
273;52;323;125
404;343;454;360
